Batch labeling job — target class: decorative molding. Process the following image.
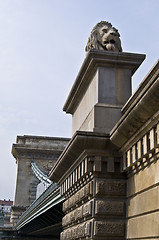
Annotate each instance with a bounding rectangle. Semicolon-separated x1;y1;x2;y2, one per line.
95;179;126;196
123;122;159;172
61;220;124;239
15;151;61;160
95;200;124;216
60;153;121;198
62;199;124;228
63;51;145;114
110;60;159;148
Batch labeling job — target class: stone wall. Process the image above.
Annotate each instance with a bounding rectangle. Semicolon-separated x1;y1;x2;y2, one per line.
111;60;159;239
50;132;126;240
123;120;159;239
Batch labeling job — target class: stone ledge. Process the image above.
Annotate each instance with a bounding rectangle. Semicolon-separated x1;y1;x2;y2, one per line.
49;131;115;183
110;60;159;148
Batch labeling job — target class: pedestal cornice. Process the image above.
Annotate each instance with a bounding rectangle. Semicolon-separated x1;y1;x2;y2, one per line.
63;50;145;114
49;131;119;183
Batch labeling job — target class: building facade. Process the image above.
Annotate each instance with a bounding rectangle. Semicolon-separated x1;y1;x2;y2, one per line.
0;200;13;214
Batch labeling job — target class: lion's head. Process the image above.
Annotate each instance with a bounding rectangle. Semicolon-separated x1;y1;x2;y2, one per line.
85;21;122;52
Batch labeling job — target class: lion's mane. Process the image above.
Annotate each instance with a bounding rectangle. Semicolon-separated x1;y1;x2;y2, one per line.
85;21;122;52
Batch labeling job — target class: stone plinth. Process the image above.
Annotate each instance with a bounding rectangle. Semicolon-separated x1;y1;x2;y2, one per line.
63;50;145;134
49;131;126;240
10;206;26;226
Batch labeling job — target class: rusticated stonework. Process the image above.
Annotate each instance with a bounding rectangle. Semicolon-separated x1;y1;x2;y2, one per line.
95;179;126;196
58;138;126;240
62;201;92;227
61;220;92;240
94;221;124;236
95;200;124;215
63;181;93;213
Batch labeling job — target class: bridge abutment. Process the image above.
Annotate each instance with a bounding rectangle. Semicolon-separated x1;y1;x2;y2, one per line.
49;50;145;239
53;132;126;239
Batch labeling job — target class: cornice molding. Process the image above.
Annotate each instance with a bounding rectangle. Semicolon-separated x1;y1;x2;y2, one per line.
63;50;145;114
110;60;159;148
49;131;118;182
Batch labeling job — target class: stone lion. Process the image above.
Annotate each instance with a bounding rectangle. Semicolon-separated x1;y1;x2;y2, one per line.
85;21;122;52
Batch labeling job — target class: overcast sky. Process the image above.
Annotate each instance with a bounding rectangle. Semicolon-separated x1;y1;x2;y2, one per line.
0;0;159;200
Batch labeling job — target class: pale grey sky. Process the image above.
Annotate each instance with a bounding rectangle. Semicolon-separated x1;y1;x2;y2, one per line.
0;0;158;200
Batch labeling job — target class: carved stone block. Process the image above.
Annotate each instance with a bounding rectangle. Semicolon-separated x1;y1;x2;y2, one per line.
82;200;92;217
95;200;124;215
96;180;126;196
94;221;124;236
62;200;93;227
63;181;93;212
61;221;92;240
74;206;83;221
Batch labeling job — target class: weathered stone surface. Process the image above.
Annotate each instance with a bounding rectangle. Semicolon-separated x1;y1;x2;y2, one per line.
94;221;124;237
61;220;125;239
63;50;145;135
10;206;27;226
63;181;93;213
110;60;159;148
122;120;159;171
62;201;92;227
49;131;114;183
61;220;92;240
85;21;122;52
114;62;159;240
127;156;159;197
95;200;124;216
127;186;159;218
127;212;159;239
11;135;69;224
95;179;126;196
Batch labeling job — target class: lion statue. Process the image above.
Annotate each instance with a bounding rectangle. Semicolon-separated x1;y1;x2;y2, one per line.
85;21;122;52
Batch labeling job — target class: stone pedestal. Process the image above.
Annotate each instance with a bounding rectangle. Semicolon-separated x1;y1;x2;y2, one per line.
50;131;126;239
63;50;145;133
63;50;145;134
49;50;145;239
